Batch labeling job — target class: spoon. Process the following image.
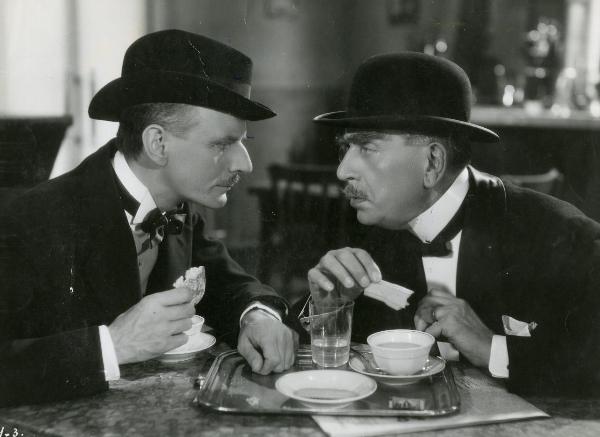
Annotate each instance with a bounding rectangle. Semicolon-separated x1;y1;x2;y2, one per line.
350;346;387;375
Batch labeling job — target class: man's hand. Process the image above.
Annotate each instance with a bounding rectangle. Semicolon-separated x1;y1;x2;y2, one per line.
308;247;381;307
238;309;298;375
109;287;195;364
415;289;493;367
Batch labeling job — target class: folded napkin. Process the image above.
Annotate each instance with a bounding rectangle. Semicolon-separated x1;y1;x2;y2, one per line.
364;280;413;310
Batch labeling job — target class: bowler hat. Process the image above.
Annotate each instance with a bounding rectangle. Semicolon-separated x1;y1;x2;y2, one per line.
314;52;498;142
89;29;275;121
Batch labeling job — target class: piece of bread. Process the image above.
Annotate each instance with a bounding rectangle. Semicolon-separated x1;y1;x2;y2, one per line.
173;266;206;305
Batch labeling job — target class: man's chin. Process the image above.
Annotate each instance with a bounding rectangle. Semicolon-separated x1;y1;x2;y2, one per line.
211;194;228;208
355;210;377;226
358;212;410;230
192;194;228;209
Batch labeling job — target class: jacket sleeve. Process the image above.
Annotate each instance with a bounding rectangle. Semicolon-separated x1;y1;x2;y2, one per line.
189;213;290;340
504;220;600;396
0;328;108;406
0;215;108;407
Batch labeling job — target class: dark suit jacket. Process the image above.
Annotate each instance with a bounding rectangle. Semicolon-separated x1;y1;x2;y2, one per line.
0;141;288;406
347;167;600;396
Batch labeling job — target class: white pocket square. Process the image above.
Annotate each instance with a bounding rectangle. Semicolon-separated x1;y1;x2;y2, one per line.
502;315;537;337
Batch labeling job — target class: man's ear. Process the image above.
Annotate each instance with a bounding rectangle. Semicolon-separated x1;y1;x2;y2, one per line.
423;141;447;188
141;124;168;166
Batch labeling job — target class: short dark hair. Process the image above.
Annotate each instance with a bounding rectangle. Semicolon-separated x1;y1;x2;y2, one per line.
115;103;196;159
443;130;472;170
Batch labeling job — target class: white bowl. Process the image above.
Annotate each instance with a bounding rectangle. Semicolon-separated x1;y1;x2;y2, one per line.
367;329;435;375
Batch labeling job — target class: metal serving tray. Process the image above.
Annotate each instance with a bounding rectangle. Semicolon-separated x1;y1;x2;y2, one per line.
194;346;460;417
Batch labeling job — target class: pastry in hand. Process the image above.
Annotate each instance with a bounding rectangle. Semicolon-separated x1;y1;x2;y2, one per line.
173;266;206;305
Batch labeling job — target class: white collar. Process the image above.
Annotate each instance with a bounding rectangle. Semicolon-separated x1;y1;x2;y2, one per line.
112;151;157;225
408;167;469;243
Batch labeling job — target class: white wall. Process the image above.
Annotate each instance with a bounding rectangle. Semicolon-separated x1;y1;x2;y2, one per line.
0;0;147;175
52;0;147;176
0;0;69;115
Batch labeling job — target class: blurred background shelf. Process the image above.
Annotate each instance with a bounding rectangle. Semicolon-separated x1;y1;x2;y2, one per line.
472;105;600;130
469;106;600;222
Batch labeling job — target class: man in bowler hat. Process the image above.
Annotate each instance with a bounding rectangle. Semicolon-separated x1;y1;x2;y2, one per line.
0;29;297;406
308;53;600;395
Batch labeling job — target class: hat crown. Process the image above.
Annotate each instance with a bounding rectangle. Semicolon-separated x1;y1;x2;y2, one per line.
88;30;275;122
313;52;498;142
122;29;253;91
348;53;472;122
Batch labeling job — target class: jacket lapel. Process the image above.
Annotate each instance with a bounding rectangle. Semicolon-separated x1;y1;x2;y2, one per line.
76;141;142;322
456;167;508;333
83;220;141;321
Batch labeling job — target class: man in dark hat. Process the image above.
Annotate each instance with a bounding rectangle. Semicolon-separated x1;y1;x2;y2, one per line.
0;29;297;406
307;52;600;395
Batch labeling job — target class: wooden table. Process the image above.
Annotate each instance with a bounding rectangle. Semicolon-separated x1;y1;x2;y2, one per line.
1;343;599;437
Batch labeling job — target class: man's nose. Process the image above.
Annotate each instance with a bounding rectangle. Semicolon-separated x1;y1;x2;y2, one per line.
229;143;253;174
337;147;357;181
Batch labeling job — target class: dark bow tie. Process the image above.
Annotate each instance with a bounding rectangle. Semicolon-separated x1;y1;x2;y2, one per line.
406;203;466;258
139;207;185;238
419;238;454;257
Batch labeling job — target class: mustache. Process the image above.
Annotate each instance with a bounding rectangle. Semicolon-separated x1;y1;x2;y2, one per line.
218;173;241;187
342;184;367;199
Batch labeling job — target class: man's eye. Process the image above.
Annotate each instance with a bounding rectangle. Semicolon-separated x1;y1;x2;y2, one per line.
359;145;376;153
212;143;229;151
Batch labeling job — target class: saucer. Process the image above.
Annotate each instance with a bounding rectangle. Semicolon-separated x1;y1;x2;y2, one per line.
158;332;216;363
349;349;445;386
275;370;377;408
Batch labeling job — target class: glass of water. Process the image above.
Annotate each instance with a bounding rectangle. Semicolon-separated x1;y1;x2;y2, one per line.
308;299;354;367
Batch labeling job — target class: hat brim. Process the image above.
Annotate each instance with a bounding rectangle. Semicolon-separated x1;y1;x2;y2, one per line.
89;71;275;122
313;111;499;143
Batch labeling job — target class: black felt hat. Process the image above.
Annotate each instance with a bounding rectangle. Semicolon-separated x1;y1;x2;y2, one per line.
89;29;275;121
314;52;498;142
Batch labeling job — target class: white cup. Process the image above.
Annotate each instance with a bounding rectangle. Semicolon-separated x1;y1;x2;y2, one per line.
367;329;434;375
184;315;204;336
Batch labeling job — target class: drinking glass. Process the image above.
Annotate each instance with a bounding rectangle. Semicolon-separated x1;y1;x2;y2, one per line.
308;299;354;367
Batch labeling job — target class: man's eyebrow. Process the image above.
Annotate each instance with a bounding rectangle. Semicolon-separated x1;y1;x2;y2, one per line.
342;131;387;146
212;134;248;145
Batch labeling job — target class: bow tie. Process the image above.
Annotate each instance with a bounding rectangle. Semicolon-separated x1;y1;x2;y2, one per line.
406;204;466;258
139;206;186;238
419;238;454;257
403;232;454;257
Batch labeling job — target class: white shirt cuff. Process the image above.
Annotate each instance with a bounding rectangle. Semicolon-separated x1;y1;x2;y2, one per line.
489;335;509;378
99;325;121;381
240;302;282;326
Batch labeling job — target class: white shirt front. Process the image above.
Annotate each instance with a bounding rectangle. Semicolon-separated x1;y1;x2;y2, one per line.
406;168;508;377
